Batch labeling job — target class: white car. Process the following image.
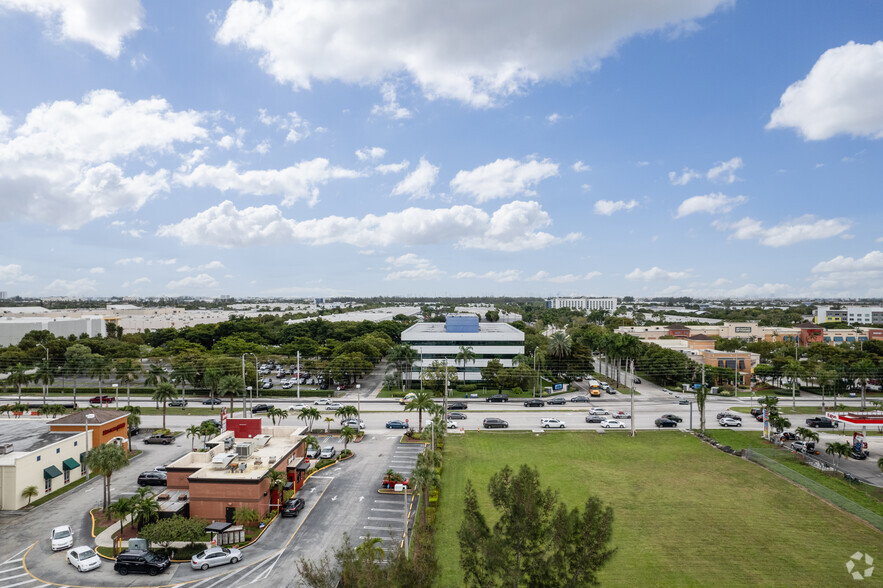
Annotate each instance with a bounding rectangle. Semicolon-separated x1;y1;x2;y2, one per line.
589;407;610;416
719;417;742;427
613;411;631;420
67;546;100;572
325;403;343;410
446;420;458;429
50;525;74;551
191;546;242;570
342;418;365;429
541;418;566;429
313;398;331;405
290;403;308;410
600;419;625;429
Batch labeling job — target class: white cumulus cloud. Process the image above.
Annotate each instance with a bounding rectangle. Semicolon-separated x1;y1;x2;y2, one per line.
455;270;521;283
214;0;729;108
594;199;638;216
572;161;591;173
767;41;883;140
0;0;143;57
89;267;104;274
371;83;412;119
675;193;746;218
391;157;438;199
0;264;34;283
810;250;883;294
450;157;558;203
45;277;96;295
375;160;409;175
626;267;690;281
355;147;387;161
384;253;443;280
715;215;851;247
706;157;742;183
166;273;219;291
668;168;701;186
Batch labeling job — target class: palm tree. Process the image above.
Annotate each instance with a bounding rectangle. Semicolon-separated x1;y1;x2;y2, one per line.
303;434;318;456
265;470;287;510
131;487;159;531
814;366;836;410
340;426;356;452
547;332;572;360
144;363;168;389
186;425;202;450
170;363;196;405
83;443;129;510
233;507;259;527
412;451;440;526
853;358;875;411
335;404;358;423
200;421;220;444
298;407;321;433
455;345;477;384
404;390;435;433
386;344;419;390
324;416;334;434
8;364;30;405
356;536;385;562
107;496;135;539
21;485;38;507
203;366;223;405
88;355;112;398
218;375;246;413
877;456;883;473
267;407;289;425
114;359;141;408
794;427;817;443
35;360;54;405
824;442;837;461
64;344;91;408
152;382;178;430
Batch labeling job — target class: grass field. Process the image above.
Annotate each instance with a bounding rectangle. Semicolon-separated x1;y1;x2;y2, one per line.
435;431;883;587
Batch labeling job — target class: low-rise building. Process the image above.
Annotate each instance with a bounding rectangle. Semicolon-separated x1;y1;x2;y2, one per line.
48;408;130;452
545;297;618;312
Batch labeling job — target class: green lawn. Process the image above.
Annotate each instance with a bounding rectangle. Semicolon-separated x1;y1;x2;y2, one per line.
435;431;883;587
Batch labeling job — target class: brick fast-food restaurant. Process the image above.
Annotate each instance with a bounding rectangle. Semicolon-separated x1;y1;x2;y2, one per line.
164;418;307;522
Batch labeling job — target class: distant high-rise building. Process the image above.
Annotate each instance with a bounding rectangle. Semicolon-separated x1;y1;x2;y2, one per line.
0;291;6;300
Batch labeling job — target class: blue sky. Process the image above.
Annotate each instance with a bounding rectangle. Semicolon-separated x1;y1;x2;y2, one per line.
1;0;882;299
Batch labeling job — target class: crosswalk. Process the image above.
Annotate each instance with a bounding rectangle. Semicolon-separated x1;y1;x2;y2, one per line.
0;546;51;588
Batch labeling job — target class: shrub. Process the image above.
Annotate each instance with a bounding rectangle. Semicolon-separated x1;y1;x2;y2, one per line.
512;387;523;395
459;384;477;393
315;458;336;469
340;449;353;458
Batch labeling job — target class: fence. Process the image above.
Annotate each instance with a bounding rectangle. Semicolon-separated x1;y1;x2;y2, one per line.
744;449;883;533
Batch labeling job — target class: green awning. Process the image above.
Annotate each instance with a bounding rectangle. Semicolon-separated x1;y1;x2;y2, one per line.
43;465;63;479
80;452;88;462
62;458;79;471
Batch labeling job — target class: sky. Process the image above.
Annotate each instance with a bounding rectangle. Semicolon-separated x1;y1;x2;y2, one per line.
0;0;882;300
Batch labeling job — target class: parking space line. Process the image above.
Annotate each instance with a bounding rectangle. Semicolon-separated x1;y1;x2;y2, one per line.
363;526;401;532
0;572;29;580
4;579;39;588
368;517;402;522
374;499;400;504
371;508;400;513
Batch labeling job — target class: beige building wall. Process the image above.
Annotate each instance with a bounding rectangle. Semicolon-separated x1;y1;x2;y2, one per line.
0;431;88;510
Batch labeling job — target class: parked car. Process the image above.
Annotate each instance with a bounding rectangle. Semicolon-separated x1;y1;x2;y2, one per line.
541;418;565;428
202;398;222;405
778;431;799;441
570;395;591;403
144;434;175;445
613;411;631;420
660;414;683;423
486;394;509;403
601;419;626;429
342;418;365;429
524;399;545;407
585;415;606;423
261;382;273;389
319;446;337;459
605;387;617;395
290;403;308;410
191;546;241;570
791;440;819;455
448;401;468;410
281;497;305;517
448;412;467;420
169;399;187;407
128;425;140;436
655;418;678;428
137;471;167;486
67;546;100;572
589;407;610;415
749;408;764;417
385;420;409;429
51;525;74;551
252;404;273;413
89;395;113;404
678;399;690;405
634;377;642;384
547;397;568;405
483;418;509;429
446;420;458;429
719;417;742;427
806;417;837;428
201;419;222;430
716;412;741;420
114;549;171;576
306;445;321;459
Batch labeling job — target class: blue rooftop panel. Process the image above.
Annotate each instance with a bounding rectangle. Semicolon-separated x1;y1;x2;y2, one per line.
445;314;479;333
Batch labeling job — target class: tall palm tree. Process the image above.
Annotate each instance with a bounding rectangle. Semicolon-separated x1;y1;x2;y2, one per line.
356;536;385;562
203;366;223;405
218;375;246;413
131;487;159;531
335;404;358;423
455;345;477;384
186;424;202;450
814;366;836;410
84;442;130;510
170;363;196;404
298;407;321;433
152;382;178;430
200;421;220;444
324;416;335;434
547;332;572;360
35;360;54;405
267;407;289;425
340;426;356;452
114;359;141;408
404;390;436;432
794;427;818;443
303;434;318;455
107;496;135;539
8;364;30;405
88;355;112;398
386;344;419;390
144;363;168;388
64;344;91;409
853;358;875;411
412;451;440;526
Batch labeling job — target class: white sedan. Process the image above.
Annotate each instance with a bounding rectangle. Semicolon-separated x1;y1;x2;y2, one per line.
446;420;458;429
290;403;308;410
719;417;742;427
67;546;100;572
313;398;331;405
325;403;343;411
600;419;625;429
541;418;566;429
50;525;74;551
589;407;610;416
191;546;242;570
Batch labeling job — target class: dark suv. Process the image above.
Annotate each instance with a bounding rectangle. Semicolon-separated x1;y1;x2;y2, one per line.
137;471;167;486
281;497;305;517
114;549;170;576
486;394;509;403
483;418;509;429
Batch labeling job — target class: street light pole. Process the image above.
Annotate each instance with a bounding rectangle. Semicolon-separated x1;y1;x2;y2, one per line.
629;359;636;437
36;343;49;406
113;383;119;409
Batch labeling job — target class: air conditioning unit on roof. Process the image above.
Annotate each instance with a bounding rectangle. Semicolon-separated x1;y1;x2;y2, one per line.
235;442;253;459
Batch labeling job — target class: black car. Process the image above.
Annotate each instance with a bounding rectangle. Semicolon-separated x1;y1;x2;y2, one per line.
448;412;467;420
252;404;274;413
655;418;678;428
660;414;683;423
483;418;509;429
547;397;568;405
634;377;642;384
137;471;167;487
385;420;409;429
779;431;799;441
585;415;605;423
523;399;545;407
281;497;305;517
114;549;170;576
169;399;188;407
144;434;175;445
202;398;222;405
128;426;140;436
448;402;468;410
486;394;509;403
201;419;222;430
715;412;741;421
749;408;764;417
570;395;591;403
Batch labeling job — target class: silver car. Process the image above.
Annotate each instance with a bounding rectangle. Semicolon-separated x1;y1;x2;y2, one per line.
191;546;242;570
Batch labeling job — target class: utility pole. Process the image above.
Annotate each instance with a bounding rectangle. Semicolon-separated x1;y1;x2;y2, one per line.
403;485;409;558
296;351;301;399
241;354;248;417
701;363;706;433
629;359;636;437
443;359;449;421
792;343;797;411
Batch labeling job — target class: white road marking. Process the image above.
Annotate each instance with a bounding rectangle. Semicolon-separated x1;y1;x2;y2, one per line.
374;499;400;505
371;508;400;513
368;517;402;522
0;573;29;580
249;553;282;584
331;496;337;501
359;496;364;502
4;579;39;588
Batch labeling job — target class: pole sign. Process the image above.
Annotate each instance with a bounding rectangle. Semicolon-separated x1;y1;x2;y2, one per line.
762;407;769;438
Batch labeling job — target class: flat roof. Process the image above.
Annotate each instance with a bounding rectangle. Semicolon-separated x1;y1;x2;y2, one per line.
0;421;81;462
402;322;524;340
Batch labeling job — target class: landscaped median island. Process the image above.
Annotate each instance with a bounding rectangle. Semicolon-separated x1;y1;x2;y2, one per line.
434;431;883;586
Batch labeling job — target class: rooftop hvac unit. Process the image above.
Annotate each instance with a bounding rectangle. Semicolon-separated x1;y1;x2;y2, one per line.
235;442;253;459
211;453;236;469
254;434;271;448
223;436;235;450
237;462;247;473
0;443;14;454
